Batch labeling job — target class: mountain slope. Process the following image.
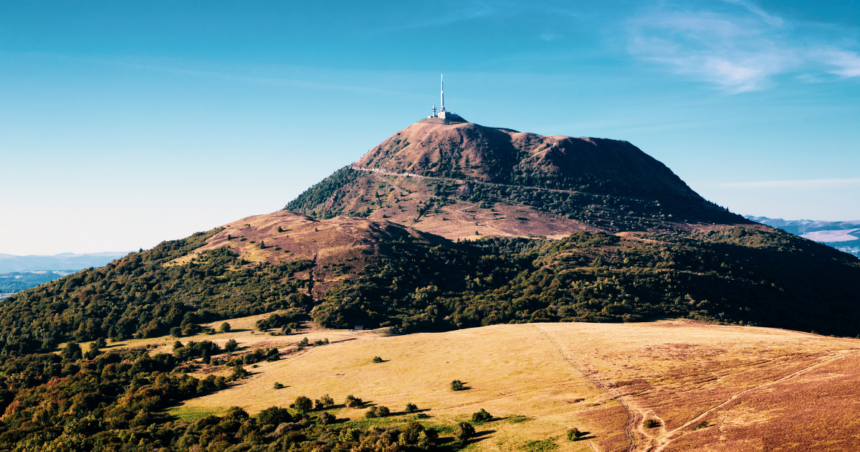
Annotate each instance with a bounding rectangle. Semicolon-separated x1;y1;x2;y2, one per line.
287;122;748;239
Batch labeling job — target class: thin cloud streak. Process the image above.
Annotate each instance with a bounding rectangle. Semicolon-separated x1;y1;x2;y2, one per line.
717;178;860;189
626;1;860;92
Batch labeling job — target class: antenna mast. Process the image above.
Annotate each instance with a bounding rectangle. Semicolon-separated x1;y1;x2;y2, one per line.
441;74;445;111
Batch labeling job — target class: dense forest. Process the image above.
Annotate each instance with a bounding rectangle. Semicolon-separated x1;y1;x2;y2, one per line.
2;222;859;361
0;229;313;355
313;227;860;337
0;340;447;451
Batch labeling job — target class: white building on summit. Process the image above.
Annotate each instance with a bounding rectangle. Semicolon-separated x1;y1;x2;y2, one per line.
428;74;463;121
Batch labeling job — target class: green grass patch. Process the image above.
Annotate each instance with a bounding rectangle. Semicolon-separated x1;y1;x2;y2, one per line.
168;405;225;422
519;439;558;452
506;415;533;424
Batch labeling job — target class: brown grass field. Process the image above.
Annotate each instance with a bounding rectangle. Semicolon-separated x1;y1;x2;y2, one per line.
110;317;860;452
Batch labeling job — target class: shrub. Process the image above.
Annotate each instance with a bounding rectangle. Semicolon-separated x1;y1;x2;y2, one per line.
345;395;364;408
451;380;466;391
455;422;476;441
224;339;239;352
415;413;430;419
273;382;284;389
294;396;313;413
471;408;492;423
299;337;309;346
318;412;335;425
219;322;231;333
644;419;660;429
365;406;390;418
567;428;583;441
228;365;249;381
315;394;335;410
405;403;418;413
372;356;383;363
257;406;292;426
170;327;182;338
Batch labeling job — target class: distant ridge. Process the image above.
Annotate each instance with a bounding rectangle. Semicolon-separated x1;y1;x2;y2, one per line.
747;215;860;257
0;251;130;273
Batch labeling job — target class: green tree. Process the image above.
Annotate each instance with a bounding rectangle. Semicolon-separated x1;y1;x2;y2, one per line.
219;322;231;333
471;408;492;423
455;422;476;441
225;339;238;352
294;396;313;413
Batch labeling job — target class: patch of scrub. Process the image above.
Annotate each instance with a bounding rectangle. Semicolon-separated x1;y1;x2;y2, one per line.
519;438;558;452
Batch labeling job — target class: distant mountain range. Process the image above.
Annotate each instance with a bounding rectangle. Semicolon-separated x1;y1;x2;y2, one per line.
0;271;76;298
746;216;860;257
0;251;129;273
0;252;129;297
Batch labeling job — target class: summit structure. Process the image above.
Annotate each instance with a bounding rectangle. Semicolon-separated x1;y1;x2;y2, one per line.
428;74;464;122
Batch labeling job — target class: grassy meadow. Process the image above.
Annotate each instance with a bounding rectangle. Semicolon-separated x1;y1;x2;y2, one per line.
99;314;860;451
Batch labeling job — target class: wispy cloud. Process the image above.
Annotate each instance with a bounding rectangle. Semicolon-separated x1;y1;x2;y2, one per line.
626;1;860;92
717;178;860;189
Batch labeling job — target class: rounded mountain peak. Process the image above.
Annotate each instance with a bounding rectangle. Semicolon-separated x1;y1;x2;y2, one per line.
355;122;699;200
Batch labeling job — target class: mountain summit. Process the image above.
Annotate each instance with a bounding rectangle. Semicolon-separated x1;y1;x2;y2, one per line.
287;121;747;239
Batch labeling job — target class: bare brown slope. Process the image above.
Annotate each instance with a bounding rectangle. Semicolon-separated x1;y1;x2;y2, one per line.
357;122;700;199
169;210;446;299
288;121;749;240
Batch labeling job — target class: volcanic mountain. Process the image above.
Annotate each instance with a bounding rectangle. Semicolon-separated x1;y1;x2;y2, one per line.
2;119;859;357
287;121;749;240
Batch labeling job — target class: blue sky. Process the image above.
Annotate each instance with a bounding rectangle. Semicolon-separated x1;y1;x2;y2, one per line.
2;0;859;255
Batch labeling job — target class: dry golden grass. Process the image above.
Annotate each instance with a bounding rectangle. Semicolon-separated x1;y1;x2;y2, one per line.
107;317;860;452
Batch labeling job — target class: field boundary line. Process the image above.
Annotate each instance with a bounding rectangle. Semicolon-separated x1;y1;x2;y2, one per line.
533;324;638;452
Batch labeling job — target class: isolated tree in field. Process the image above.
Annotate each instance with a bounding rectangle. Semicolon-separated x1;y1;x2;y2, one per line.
219;322;231;333
278;226;283;232
567;428;583;441
345;395;363;408
372;356;383;363
471;408;492;423
455;422;476;441
405;403;418;413
294;396;313;413
93;337;107;349
273;382;284;389
451;380;466;391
